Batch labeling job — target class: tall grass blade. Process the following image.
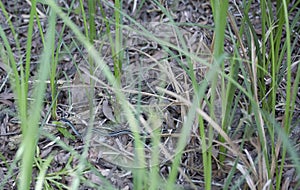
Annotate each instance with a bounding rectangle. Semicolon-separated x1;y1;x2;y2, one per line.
211;0;229;160
276;0;292;189
113;0;123;85
18;4;56;189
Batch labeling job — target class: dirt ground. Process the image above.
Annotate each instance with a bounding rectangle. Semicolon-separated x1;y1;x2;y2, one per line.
0;0;299;189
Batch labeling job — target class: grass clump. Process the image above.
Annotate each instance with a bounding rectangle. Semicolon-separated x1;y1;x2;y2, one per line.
0;0;299;189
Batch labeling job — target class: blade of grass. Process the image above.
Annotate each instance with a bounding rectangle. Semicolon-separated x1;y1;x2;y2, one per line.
35;155;54;190
25;1;42;102
114;0;123;85
18;4;56;189
50;0;77;119
275;0;292;189
0;14;29;181
79;0;88;37
98;0;116;62
262;0;279;181
211;0;229;172
223;158;238;190
249;28;272;188
70;1;97;188
0;1;21;56
0;3;32;137
148;115;162;190
165;93;199;190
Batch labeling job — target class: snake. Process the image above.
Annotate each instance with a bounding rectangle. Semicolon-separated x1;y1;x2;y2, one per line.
59;118;135;139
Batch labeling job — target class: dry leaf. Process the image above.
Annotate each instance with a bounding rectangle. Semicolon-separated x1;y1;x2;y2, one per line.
71;69;89;111
102;99;116;122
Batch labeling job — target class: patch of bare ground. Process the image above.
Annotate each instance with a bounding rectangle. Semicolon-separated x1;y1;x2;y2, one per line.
0;0;299;189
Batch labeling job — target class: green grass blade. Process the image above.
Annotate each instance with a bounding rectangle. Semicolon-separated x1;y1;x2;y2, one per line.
24;0;38;118
166;94;199;190
0;22;27;131
79;0;88;37
18;5;56;189
35;155;54;190
276;0;292;189
0;1;21;56
113;0;123;85
211;0;229;180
